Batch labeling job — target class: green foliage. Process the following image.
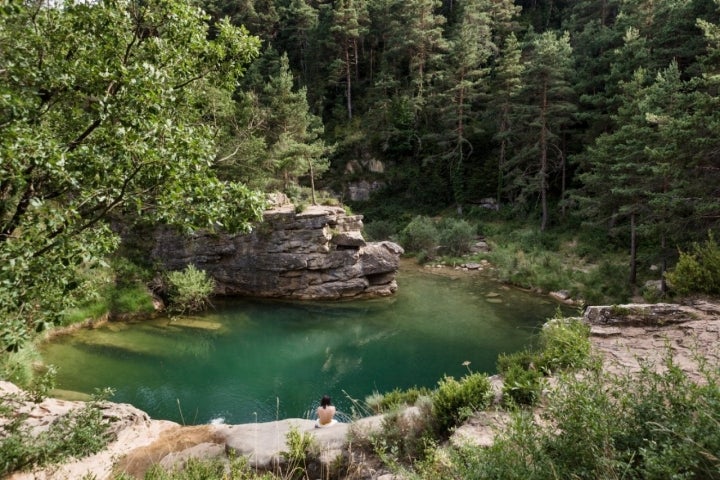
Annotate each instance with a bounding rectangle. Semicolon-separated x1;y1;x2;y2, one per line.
499;356;545;407
399;216;440;260
498;316;593;406
110;285;156;317
432;373;493;435
0;0;264;352
27;365;57;403
281;426;318;480
372;396;435;464
363;220;398;242
139;455;276;480
0;388;113;477
0;344;43;389
437;218;475;256
449;354;720;480
60;259;155;325
365;386;433;414
537;316;593;373
166;265;215;314
666;232;720;296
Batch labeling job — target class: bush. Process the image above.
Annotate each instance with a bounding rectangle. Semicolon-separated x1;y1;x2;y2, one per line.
445;354;720;480
281;426;318;480
666;231;720;296
432;373;493;435
372;397;435;463
166;265;215;314
0;344;42;390
365;386;433;414
537;316;594;374
498;351;545;407
438;218;475;256
0;389;113;477
399;216;439;259
497;316;594;406
140;456;272;480
579;259;632;305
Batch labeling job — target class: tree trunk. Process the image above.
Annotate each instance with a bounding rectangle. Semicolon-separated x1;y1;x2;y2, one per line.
497;104;509;207
308;159;317;205
629;211;637;285
540;82;548;232
660;232;667;293
560;135;566;219
345;46;352;120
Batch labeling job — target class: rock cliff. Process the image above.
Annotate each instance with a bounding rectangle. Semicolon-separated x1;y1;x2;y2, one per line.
151;204;403;300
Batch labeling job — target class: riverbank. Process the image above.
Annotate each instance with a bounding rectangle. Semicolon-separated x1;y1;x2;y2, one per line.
4;300;719;479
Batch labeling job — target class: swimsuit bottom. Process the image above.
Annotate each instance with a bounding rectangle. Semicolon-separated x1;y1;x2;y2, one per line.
315;419;338;428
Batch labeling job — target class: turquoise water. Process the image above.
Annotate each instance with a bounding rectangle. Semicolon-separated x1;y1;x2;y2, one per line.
41;267;565;425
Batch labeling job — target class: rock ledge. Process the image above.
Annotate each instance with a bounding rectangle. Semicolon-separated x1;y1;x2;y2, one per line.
151;204;403;300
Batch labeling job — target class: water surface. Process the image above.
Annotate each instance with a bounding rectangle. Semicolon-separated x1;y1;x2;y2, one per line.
42;267;565;424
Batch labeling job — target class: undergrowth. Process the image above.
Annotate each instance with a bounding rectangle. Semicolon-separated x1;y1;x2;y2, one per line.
446;353;720;479
0;388;114;477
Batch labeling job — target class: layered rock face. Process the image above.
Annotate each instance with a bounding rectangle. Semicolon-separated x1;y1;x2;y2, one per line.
152;204;403;300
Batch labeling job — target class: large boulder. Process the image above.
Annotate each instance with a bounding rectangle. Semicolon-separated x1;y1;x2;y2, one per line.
151;204;403;300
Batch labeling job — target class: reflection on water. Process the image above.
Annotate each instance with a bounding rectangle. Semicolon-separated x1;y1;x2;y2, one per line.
41;268;566;424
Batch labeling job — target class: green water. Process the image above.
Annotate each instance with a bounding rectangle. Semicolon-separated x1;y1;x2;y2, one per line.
41;268;565;425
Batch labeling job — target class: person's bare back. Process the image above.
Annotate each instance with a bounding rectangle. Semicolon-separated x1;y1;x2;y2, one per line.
316;395;336;426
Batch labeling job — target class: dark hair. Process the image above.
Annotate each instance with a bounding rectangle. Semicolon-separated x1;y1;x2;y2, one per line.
320;395;332;408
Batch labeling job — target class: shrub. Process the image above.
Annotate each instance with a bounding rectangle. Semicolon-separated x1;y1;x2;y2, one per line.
666;231;720;296
536;316;594;374
499;357;545;407
166;265;215;314
432;373;493;435
365;386;432;414
0;389;113;477
372;397;435;464
438;218;475;256
444;353;720;480
281;426;318;480
497;316;594;406
399;216;439;259
0;344;42;389
579;259;632;305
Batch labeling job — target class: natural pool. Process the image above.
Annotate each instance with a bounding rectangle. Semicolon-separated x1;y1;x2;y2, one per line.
41;265;567;425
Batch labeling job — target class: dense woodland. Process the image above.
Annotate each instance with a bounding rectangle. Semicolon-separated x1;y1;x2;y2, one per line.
2;0;720;353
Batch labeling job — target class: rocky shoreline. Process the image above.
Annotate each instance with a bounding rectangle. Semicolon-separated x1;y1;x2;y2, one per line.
4;301;719;479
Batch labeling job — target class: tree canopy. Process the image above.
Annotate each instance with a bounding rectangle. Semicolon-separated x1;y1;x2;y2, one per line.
0;0;263;351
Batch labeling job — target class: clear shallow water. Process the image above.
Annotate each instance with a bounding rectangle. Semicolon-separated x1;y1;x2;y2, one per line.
41;267;565;424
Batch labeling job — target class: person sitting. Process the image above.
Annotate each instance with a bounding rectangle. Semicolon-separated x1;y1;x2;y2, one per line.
315;395;337;428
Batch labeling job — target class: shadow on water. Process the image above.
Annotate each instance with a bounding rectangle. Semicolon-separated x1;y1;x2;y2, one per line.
41;268;569;425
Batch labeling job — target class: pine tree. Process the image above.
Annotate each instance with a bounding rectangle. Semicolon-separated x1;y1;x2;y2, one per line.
264;54;330;201
277;0;319;84
575;63;696;286
489;32;524;206
562;0;622;141
384;0;447;105
428;0;495;209
329;0;369;120
508;31;577;231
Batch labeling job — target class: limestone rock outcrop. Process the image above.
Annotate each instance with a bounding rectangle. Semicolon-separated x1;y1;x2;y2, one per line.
585;301;720;382
151;204;403;300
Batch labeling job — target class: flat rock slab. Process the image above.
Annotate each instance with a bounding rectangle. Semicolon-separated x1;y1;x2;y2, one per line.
587;302;720;382
221;419;350;469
